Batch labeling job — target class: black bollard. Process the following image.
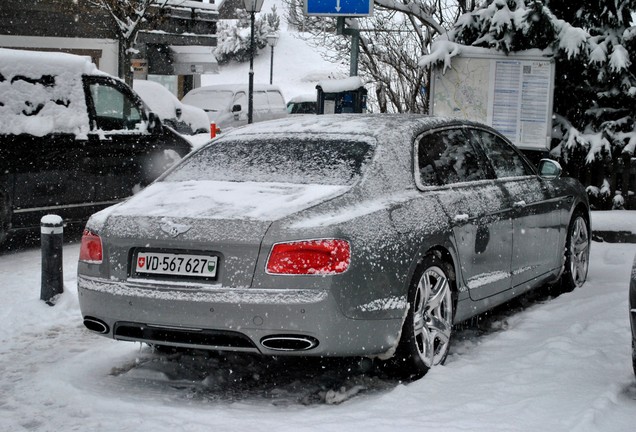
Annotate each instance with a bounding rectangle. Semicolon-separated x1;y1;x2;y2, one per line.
40;215;64;306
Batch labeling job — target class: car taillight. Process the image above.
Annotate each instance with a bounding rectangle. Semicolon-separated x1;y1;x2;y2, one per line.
79;229;103;263
266;239;351;275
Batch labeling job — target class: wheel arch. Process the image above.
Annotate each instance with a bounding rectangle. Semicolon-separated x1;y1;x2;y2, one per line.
427;246;457;286
406;243;461;311
572;202;591;229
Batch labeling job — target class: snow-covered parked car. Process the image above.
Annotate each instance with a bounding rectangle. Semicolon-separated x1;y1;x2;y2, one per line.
133;80;210;135
78;114;591;378
0;48;192;245
181;83;287;131
287;93;317;114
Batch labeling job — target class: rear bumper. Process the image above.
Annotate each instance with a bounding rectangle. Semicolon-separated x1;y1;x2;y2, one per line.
78;275;403;357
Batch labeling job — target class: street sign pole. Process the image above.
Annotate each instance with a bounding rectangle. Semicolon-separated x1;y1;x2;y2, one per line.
337;17;359;76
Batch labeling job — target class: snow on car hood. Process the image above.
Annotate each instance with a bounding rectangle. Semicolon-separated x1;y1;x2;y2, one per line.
109;180;349;221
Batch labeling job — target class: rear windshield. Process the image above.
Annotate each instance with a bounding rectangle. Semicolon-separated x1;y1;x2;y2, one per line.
165;137;374;186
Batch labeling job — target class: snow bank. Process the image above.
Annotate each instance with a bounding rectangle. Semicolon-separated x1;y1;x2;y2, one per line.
2;241;636;431
592;210;636;234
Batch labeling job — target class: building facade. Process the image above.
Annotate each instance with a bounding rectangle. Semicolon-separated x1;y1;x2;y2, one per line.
0;0;221;95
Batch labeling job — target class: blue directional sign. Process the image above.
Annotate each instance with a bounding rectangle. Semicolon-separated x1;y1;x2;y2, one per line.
304;0;374;17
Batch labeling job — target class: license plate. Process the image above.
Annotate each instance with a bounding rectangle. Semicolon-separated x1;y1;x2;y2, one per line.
135;252;218;278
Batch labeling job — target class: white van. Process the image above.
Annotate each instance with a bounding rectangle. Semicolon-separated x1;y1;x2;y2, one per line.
181;84;287;131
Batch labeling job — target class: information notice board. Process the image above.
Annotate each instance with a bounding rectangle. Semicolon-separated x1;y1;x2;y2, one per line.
429;53;555;151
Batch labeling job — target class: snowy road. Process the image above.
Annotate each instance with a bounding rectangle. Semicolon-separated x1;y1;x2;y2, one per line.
1;237;635;431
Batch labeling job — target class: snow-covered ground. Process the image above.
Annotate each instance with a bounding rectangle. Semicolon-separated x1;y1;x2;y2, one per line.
1;214;635;431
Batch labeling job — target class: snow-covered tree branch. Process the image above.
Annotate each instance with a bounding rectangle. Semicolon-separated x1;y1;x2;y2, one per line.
214;6;281;65
83;0;170;85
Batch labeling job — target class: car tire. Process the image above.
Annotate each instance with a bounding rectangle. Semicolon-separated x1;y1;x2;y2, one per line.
392;254;455;379
557;212;590;294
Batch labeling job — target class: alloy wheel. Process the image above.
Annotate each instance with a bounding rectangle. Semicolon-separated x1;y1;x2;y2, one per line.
413;265;453;368
568;216;590;288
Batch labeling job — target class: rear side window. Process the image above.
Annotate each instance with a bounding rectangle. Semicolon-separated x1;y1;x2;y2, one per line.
166;137;374;186
468;129;535;178
416;128;491;187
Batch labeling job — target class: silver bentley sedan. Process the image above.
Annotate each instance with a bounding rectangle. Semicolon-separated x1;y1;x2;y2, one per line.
78;114;590;378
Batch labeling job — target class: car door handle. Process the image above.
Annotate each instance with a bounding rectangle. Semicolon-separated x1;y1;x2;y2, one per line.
513;200;527;208
454;214;470;223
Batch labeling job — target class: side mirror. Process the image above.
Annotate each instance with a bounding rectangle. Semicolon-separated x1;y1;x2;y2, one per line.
538;158;562;179
232;104;242;113
147;111;163;135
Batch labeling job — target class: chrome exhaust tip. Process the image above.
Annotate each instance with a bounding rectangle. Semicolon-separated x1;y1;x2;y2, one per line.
260;335;319;351
83;317;109;334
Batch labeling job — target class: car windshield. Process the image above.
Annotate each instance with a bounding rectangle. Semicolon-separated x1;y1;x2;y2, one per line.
164;137;374;186
182;90;234;112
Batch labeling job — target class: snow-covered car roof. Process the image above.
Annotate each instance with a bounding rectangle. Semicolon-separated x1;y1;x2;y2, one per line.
187;83;285;94
221;113;468;141
0;48;103;136
133;79;210;133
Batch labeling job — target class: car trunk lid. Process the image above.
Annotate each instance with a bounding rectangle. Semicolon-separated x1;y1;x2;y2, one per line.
99;180;349;287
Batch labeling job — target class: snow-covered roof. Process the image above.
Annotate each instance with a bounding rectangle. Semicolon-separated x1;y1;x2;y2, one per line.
288;93;316;103
0;48;100;136
316;76;364;93
420;40;552;71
